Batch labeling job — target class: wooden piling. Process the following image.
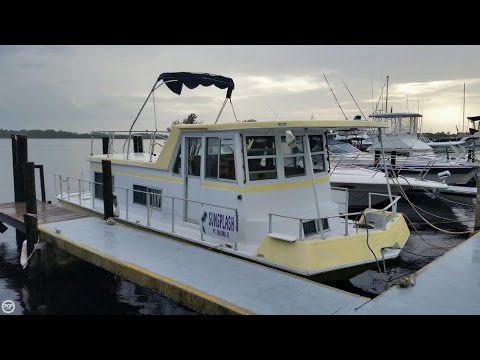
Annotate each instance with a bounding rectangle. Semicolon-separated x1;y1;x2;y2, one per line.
34;164;46;203
102;160;114;220
102;137;109;155
23;162;38;256
11;134;28;249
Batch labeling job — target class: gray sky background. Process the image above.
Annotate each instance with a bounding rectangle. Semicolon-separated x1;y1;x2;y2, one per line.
1;45;479;134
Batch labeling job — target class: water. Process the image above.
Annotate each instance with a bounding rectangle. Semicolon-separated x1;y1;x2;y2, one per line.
0;138;475;313
0;139;197;315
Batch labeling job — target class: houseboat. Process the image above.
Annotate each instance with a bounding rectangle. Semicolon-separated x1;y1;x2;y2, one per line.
54;72;410;281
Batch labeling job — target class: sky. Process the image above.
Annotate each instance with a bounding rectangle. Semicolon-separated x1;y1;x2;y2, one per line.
1;45;479;134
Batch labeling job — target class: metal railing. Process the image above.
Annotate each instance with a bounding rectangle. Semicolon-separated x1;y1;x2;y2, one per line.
53;173;239;249
268;193;401;239
89;130;169;161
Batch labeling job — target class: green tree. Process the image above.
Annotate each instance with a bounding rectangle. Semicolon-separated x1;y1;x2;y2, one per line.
167;113;200;132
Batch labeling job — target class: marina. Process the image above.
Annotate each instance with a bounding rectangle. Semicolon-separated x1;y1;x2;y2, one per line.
2;45;480;315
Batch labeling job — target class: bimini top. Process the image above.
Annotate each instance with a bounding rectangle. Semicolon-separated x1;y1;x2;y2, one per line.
158;72;235;98
467;115;480;122
369;112;422;119
172;120;390;132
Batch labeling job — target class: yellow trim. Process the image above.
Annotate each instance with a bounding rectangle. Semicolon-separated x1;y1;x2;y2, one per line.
89;127;180;171
174;119;389;131
90;164;183;184
39;224;252;315
156;127;179;170
202;175;329;193
255;211;410;273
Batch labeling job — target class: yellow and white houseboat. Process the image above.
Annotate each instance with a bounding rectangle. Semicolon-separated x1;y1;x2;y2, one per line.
54;72;410;281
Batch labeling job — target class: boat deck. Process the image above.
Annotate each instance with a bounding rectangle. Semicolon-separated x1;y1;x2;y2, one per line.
39;217;370;315
440;185;477;197
0;201;86;232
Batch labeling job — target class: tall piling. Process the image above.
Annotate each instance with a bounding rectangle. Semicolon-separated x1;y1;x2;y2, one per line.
11;134;28;249
102;160;114;220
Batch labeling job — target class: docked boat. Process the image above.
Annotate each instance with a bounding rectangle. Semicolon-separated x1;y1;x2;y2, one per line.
54;72;410;281
329;112;480;185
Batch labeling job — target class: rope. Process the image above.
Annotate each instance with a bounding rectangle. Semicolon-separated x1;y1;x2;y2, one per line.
388;166;471;235
402;213;457;250
411;203;458;221
439;195;476;207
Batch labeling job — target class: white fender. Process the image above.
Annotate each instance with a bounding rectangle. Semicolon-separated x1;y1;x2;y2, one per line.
20;240;28;268
113;192;120;217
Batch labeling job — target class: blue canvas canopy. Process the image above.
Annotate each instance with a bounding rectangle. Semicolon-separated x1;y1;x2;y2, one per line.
158;72;235;98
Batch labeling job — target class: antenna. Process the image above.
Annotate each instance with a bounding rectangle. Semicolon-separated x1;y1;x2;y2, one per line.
463;83;466;133
323;73;348;120
371;74;374;114
406;94;409;112
385;75;389;115
375;77;387;114
267;105;281;121
342;80;368;121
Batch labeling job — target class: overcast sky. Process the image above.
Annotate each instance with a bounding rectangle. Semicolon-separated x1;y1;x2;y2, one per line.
1;45;479;134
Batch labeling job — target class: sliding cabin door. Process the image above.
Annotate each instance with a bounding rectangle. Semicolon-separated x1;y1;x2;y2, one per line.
184;137;202;223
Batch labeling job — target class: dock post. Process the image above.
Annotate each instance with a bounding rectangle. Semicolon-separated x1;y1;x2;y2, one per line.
11;134;28;250
23;162;38;257
102;137;109;155
474;174;480;232
34;164;46;203
102;160;114;220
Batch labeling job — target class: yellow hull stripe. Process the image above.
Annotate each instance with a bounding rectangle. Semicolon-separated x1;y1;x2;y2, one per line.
202;176;329;193
91;162;329;192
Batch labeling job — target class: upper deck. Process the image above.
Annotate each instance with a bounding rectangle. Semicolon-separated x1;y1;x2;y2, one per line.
88;120;389;170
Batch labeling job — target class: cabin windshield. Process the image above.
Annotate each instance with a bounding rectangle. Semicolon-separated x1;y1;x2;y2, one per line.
327;141;362;154
244;131;327;182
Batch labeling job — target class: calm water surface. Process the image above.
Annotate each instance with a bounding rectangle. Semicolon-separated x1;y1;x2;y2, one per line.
0;138;197;315
0;138;474;314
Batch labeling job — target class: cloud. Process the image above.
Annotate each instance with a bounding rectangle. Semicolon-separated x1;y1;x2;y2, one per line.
242;75;327;94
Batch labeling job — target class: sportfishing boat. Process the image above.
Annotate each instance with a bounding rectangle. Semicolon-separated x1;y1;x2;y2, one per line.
54;72;410;281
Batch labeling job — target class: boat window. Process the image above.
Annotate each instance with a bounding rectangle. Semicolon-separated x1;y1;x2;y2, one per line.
187;138;202;177
133;184;162;209
173;147;181;174
309;135;326;173
219;138;236;180
246;136;277;181
206;137;219;179
94;171;114;200
205;137;236;181
303;218;329;237
281;135;306;178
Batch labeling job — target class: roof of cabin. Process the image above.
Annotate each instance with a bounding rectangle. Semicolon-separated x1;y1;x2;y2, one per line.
369;112;422;119
173;120;389;131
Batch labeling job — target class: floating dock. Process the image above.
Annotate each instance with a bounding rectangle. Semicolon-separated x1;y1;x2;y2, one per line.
0;201;86;232
3;199;480;314
339;230;480;315
38;216;369;315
